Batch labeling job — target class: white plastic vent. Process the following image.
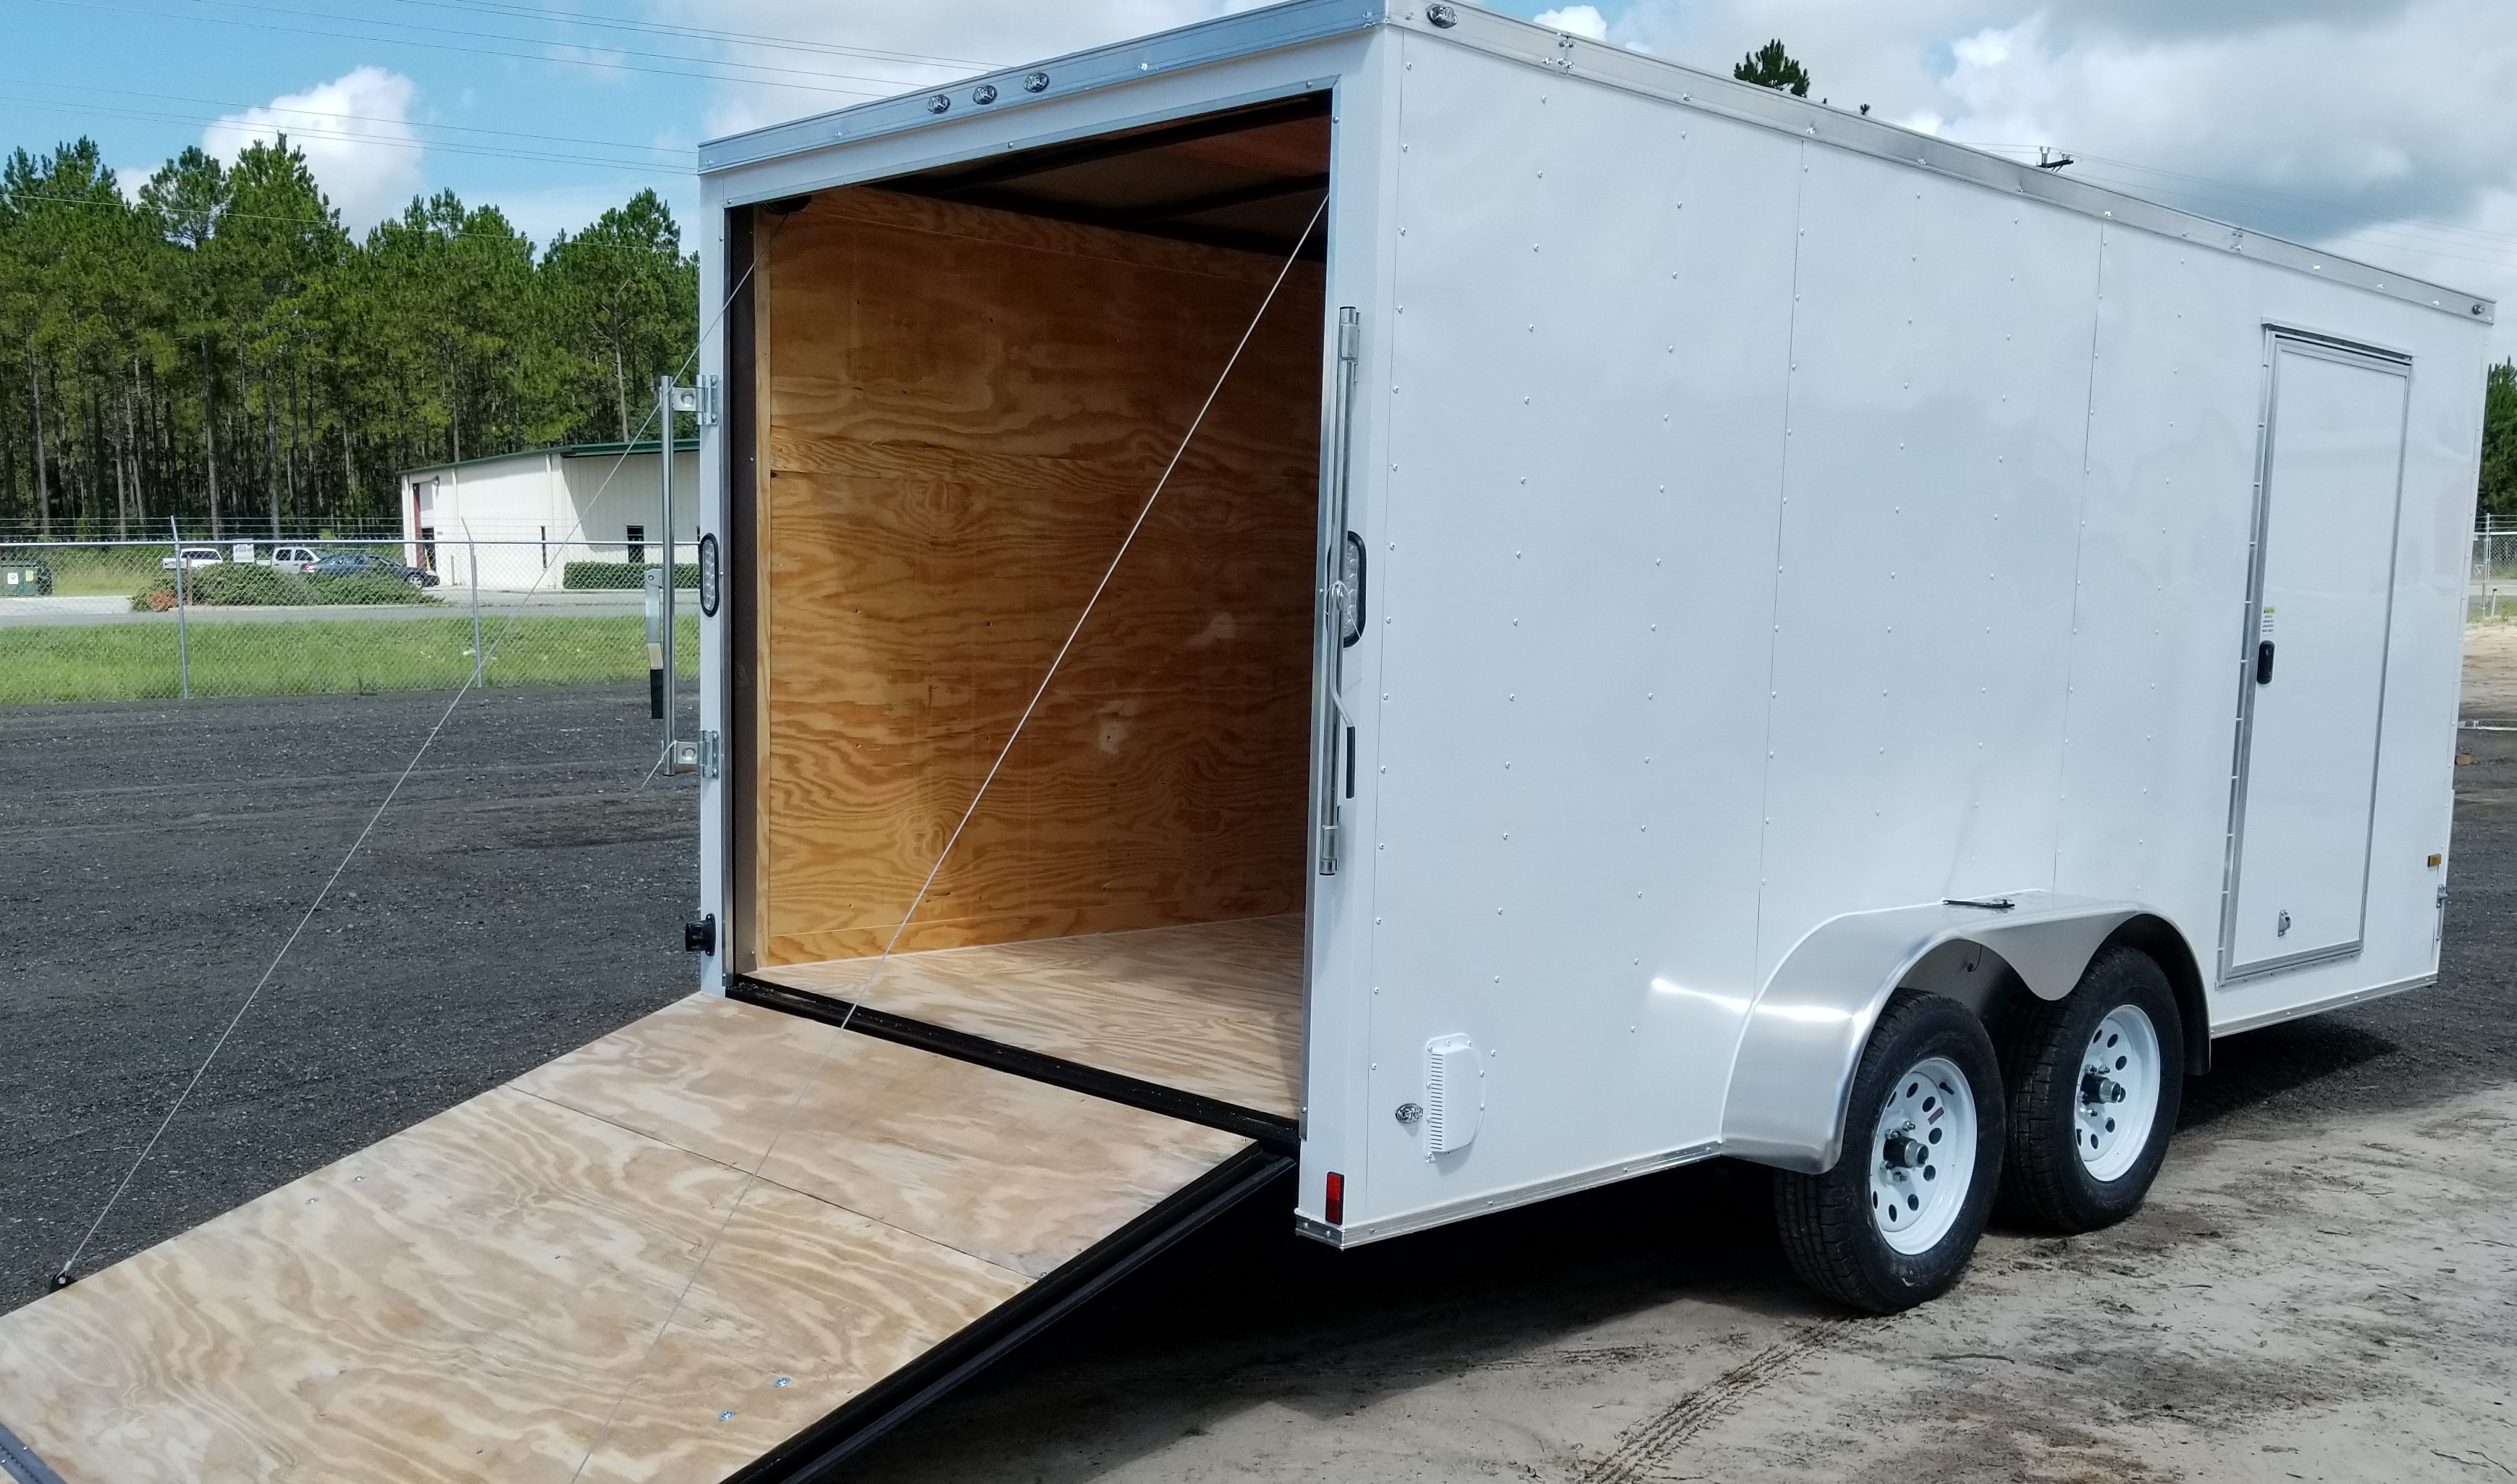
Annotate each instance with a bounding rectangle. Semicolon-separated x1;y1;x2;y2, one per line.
1423;1034;1483;1157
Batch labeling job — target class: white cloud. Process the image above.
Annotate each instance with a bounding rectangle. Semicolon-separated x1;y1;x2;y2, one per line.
668;0;1235;142
203;66;423;231
1534;6;1611;41
1614;0;2517;356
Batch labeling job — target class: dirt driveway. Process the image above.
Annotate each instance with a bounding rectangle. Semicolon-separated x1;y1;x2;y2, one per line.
840;633;2517;1484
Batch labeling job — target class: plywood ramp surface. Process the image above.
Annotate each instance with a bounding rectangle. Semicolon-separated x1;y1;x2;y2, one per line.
749;914;1304;1121
0;994;1248;1484
754;187;1323;966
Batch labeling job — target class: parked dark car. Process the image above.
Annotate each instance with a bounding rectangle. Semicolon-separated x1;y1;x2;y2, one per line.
310;552;439;588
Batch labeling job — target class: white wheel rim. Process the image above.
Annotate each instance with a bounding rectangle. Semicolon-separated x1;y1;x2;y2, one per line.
1867;1056;1977;1255
2078;1004;2162;1182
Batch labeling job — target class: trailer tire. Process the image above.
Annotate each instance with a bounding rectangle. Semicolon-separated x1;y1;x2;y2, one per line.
1772;990;2004;1314
1995;946;2183;1233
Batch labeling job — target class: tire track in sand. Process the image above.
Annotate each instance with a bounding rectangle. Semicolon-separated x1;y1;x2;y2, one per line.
1570;1318;1876;1483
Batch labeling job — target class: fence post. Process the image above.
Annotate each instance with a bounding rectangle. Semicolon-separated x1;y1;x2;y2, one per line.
168;517;190;700
657;374;677;746
463;520;482;688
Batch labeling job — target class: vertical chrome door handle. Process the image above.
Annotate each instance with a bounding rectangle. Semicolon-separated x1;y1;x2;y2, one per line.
1317;307;1361;875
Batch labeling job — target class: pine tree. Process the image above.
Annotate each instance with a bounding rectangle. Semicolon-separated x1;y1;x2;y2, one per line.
1734;39;1812;97
2482;361;2516;521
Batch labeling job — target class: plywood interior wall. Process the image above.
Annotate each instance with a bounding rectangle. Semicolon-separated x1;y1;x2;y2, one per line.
756;185;1324;965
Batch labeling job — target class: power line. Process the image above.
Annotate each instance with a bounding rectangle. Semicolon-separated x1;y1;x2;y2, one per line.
146;0;961;91
377;0;998;73
0;93;685;174
0;75;692;160
23;0;895;98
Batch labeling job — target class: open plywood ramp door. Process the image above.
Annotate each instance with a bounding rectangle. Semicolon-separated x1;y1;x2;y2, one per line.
0;994;1286;1483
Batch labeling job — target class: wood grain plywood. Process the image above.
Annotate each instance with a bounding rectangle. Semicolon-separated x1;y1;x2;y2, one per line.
0;993;1249;1484
752;914;1304;1119
572;1181;1029;1484
513;991;835;1171
520;993;1249;1278
757;184;1324;964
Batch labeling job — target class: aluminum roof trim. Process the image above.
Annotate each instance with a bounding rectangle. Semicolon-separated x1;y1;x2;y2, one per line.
696;0;1380;174
1406;3;2492;323
698;0;2492;323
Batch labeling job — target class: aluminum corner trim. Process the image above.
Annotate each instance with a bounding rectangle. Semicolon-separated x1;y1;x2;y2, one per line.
2211;972;2432;1037
1294;1140;1723;1247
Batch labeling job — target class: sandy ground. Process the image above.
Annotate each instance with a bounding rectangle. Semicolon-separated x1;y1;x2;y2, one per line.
860;1090;2515;1484
2461;622;2517;722
834;636;2517;1484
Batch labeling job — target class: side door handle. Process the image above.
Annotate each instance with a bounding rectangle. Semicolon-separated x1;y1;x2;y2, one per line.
2256;639;2275;685
1336;531;1365;646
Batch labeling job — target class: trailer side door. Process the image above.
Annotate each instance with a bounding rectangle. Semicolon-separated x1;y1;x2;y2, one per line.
2222;334;2413;980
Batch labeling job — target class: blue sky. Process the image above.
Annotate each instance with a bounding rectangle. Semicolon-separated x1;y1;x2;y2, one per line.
8;0;2512;355
1;0;1555;240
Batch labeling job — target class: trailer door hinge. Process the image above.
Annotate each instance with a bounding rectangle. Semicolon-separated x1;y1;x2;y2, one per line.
697;728;722;780
667;376;722;428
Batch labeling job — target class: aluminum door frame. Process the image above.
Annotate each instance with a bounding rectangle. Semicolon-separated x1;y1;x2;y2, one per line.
2217;326;2414;985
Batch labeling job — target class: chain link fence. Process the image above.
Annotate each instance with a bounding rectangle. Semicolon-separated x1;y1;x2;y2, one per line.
0;536;696;705
11;520;2499;705
2474;521;2517;623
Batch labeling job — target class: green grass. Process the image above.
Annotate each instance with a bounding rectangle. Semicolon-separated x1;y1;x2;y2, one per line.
11;547;161;596
0;614;699;703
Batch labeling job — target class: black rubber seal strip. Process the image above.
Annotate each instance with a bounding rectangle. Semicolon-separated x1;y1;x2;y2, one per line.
728;977;1299;1156
723;1142;1293;1483
0;1417;69;1484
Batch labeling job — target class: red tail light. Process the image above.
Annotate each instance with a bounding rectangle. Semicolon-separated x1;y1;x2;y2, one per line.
1324;1171;1344;1226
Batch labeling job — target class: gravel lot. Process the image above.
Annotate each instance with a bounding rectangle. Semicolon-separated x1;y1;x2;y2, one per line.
3;644;2513;1482
0;687;698;1310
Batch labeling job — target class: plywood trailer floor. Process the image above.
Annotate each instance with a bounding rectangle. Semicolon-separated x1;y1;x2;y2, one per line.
738;914;1304;1126
0;995;1283;1484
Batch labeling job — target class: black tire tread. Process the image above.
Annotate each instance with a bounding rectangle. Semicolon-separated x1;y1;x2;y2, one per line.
1994;946;2182;1232
1772;1141;1876;1310
1771;991;2002;1314
1992;985;2086;1231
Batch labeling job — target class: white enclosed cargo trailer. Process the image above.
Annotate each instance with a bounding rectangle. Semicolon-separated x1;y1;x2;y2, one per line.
690;0;2492;1295
0;4;2494;1480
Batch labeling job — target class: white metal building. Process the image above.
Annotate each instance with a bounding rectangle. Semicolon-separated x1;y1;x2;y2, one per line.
397;439;699;589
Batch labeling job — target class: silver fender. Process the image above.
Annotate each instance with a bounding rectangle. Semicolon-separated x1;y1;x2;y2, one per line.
1719;892;2145;1173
